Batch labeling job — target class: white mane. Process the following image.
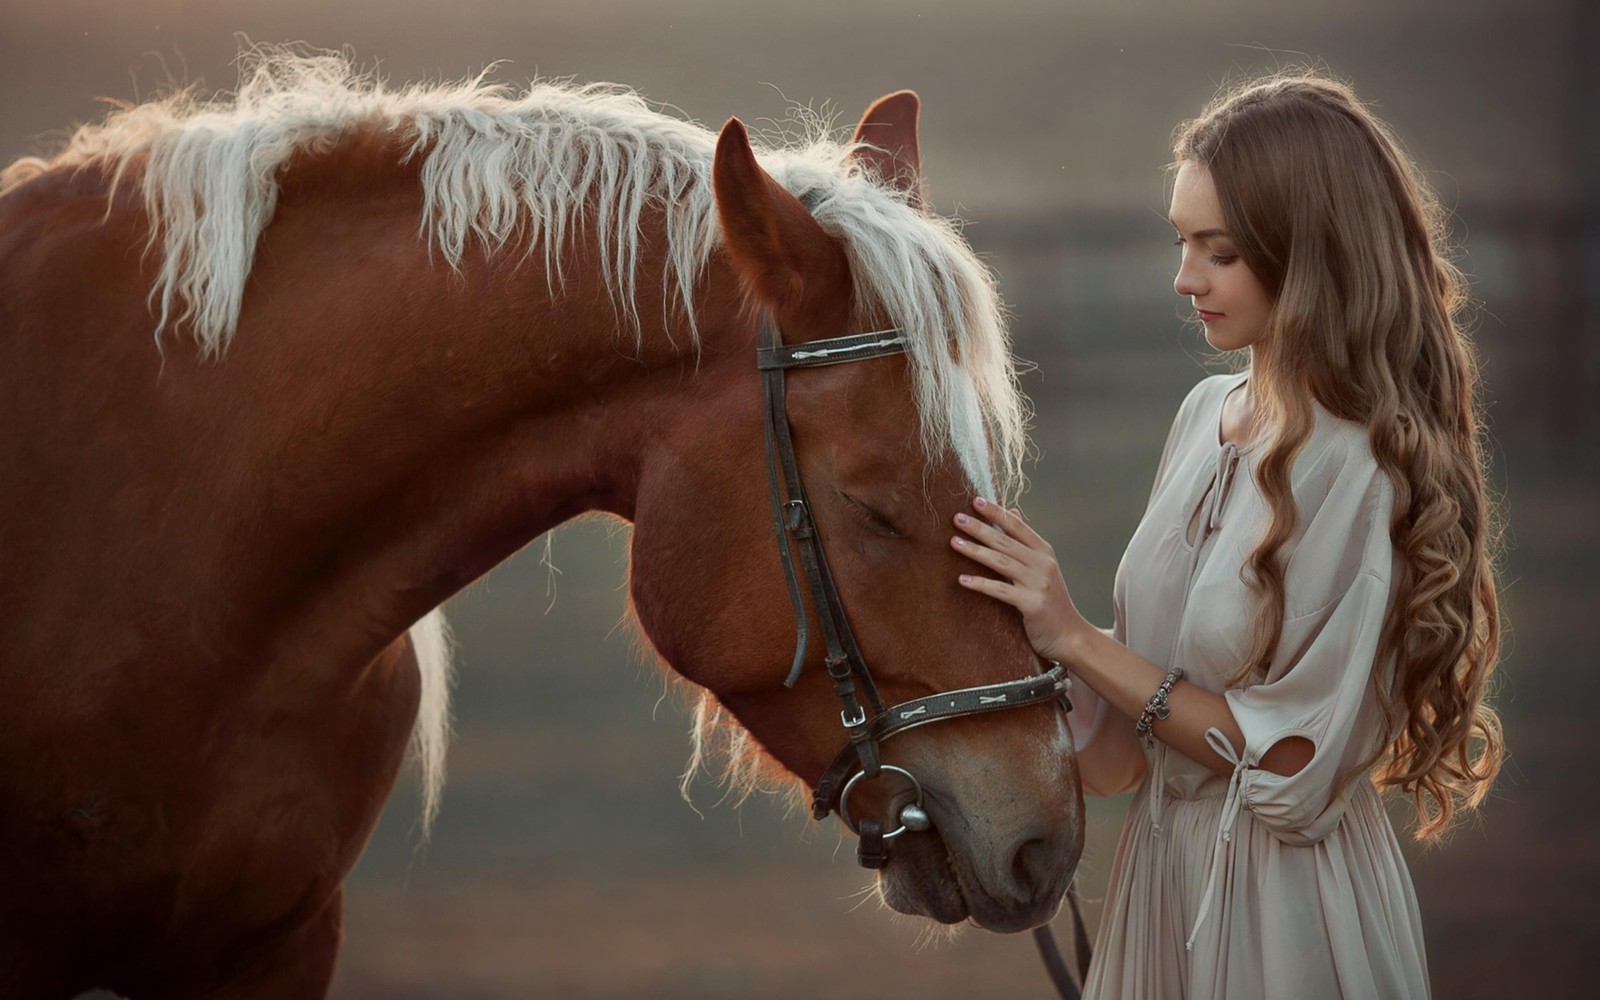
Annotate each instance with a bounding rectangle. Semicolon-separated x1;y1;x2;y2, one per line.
7;48;1030;821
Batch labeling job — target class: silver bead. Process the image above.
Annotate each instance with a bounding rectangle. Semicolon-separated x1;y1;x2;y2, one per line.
898;803;932;831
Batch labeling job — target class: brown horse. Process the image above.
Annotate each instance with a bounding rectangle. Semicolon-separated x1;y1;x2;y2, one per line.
0;52;1083;998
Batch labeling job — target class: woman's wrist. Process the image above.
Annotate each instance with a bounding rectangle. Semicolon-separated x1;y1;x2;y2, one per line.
1055;621;1103;674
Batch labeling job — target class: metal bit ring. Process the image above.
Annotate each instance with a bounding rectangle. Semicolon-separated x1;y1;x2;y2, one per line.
838;765;926;841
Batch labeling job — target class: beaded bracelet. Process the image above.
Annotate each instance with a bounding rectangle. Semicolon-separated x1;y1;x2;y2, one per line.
1134;666;1184;746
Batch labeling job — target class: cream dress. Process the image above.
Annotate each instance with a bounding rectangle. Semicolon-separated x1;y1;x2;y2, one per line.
1069;371;1431;999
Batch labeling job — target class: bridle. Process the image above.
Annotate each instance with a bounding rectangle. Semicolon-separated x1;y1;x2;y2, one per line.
756;310;1092;999
756;311;1071;865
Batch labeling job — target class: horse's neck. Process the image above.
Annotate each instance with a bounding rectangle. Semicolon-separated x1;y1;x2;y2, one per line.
164;150;725;655
0;141;730;676
266;179;717;625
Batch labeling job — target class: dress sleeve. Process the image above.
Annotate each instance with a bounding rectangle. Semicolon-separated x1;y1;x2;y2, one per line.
1220;465;1398;845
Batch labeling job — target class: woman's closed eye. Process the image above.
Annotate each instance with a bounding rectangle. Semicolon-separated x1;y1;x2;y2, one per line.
1174;237;1238;267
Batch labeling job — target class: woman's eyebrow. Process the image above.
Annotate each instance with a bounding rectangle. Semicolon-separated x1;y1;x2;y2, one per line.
1169;219;1231;240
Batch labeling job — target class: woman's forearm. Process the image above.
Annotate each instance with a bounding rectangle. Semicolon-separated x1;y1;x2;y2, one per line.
1060;627;1310;779
1060;627;1245;778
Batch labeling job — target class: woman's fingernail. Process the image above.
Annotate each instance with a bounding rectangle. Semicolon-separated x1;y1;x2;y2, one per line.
955;513;968;525
974;497;988;508
959;574;972;584
953;537;965;547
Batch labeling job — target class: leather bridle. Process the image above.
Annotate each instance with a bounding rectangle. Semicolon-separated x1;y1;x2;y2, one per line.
756;311;1072;868
755;310;1092;999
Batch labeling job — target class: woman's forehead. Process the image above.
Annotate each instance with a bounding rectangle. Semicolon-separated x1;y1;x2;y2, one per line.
1168;161;1228;237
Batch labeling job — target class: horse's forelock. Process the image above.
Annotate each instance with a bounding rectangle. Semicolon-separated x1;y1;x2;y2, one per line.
802;178;1023;501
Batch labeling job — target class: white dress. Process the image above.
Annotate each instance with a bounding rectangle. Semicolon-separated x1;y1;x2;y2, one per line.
1069;371;1431;999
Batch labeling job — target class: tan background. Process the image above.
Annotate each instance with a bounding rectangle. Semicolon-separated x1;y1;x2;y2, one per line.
5;1;1594;997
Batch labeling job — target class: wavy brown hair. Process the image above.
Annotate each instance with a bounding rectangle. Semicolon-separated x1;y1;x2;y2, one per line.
1173;72;1503;841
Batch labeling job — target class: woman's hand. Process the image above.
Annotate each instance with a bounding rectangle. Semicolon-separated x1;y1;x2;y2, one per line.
952;497;1093;665
953;499;1279;782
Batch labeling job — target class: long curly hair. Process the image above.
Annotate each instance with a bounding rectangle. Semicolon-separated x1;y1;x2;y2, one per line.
1173;72;1503;841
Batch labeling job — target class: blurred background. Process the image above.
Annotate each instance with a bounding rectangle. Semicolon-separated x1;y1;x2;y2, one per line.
6;1;1594;997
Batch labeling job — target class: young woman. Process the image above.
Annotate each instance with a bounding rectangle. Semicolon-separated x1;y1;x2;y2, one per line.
953;73;1503;998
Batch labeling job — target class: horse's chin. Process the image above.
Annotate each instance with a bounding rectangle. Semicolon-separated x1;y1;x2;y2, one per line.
875;828;1057;934
877;828;970;925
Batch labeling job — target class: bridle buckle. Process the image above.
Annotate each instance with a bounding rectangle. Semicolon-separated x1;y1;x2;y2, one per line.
783;499;812;539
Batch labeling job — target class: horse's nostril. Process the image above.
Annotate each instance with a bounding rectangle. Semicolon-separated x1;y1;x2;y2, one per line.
1011;836;1055;899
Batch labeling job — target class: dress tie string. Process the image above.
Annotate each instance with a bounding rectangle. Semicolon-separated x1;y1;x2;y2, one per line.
1146;744;1167;837
1206;442;1240;536
1186;727;1248;951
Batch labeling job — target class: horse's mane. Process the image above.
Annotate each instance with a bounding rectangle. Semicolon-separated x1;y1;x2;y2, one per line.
5;49;1023;491
6;48;1029;817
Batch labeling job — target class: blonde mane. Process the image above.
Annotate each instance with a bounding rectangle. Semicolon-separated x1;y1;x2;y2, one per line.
5;47;1029;821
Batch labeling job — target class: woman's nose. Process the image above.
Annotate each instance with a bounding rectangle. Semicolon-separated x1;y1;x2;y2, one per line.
1174;260;1206;298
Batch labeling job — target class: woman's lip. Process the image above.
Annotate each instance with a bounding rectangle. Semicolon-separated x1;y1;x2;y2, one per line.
1196;309;1223;322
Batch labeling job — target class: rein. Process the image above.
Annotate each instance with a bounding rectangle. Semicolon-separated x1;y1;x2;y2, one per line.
755;312;1091;998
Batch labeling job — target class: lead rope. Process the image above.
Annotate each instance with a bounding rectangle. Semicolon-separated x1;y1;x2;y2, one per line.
1032;883;1092;1000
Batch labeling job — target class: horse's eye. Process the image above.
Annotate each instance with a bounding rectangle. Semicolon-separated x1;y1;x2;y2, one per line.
837;490;907;539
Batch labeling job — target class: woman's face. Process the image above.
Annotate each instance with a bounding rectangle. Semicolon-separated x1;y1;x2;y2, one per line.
1169;161;1273;352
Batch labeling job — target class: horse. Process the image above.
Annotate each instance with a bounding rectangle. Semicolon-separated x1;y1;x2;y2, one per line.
0;51;1084;998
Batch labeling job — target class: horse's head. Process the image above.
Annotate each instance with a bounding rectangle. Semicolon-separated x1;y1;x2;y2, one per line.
626;93;1082;932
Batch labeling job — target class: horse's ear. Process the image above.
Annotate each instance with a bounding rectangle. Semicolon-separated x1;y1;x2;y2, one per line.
850;90;924;209
713;117;853;333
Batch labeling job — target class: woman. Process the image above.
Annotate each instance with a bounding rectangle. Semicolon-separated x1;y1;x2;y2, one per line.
953;73;1503;998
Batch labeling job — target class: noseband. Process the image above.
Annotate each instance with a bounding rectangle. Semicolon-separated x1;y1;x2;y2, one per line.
756;312;1072;870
